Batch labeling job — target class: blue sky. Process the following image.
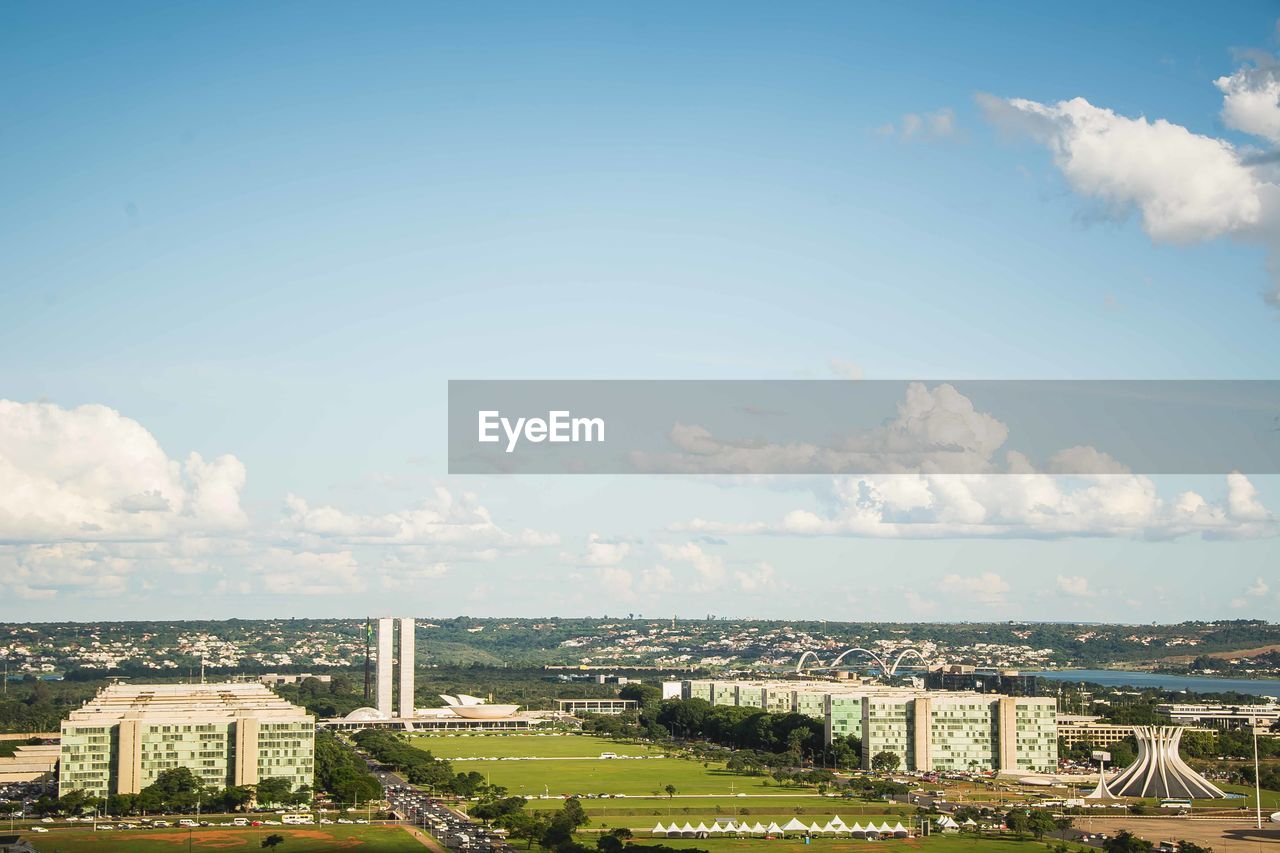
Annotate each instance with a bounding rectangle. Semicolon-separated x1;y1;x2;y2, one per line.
1;1;1278;622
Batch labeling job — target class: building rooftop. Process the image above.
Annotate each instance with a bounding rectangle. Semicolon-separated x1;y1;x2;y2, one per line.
65;682;311;725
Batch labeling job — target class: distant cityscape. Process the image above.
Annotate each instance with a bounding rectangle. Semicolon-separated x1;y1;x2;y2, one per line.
3;618;1279;681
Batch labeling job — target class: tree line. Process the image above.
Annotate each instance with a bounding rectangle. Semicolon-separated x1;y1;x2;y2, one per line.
32;766;308;817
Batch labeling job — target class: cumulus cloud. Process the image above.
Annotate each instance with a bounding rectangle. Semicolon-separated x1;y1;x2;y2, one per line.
280;487;557;551
1216;52;1280;144
0;400;248;542
979;33;1280;305
978;93;1261;243
564;534;631;567
667;381;1274;541
633;382;1010;475
681;469;1273;541
0;399;556;601
658;542;727;592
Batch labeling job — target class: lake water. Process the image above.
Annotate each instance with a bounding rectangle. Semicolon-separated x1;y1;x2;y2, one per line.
1033;668;1280;697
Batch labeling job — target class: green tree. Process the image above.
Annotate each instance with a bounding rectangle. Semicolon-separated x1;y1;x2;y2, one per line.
664;784;677;798
261;833;286;849
504;810;549;849
1102;829;1154;852
870;750;901;773
1004;810;1030;838
1026;810;1057;840
255;776;295;807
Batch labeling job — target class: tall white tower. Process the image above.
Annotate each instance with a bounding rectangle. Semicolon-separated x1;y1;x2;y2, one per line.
376;617;395;717
398;617;415;718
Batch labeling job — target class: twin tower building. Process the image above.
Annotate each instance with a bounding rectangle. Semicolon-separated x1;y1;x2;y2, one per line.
375;616;416;719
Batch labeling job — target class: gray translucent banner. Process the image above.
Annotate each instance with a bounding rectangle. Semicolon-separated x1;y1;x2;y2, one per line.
447;380;1280;475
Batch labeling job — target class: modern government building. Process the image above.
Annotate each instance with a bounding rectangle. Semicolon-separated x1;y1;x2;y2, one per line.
674;679;1058;774
59;682;315;799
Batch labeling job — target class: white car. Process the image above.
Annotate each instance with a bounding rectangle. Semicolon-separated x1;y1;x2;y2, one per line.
30;826;49;833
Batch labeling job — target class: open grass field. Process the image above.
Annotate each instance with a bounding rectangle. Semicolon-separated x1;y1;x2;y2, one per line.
610;814;907;831
17;824;426;852
523;795;915;822
411;734;664;759
613;835;1066;852
1212;781;1280;812
442;756;798;798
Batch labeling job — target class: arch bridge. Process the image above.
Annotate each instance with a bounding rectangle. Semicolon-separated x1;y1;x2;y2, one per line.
795;646;929;677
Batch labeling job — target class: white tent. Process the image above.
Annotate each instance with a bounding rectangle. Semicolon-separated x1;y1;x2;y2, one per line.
828;816;848;832
806;821;821;834
751;822;767;835
848;822;865;838
706;824;723;835
766;822;784;835
935;816;960;833
650;823;667;836
821;821;840;834
680;822;696;836
892;822;909;838
782;818;808;833
695;823;710;835
717;821;736;833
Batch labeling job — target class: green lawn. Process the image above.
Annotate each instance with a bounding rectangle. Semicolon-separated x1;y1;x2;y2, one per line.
605;834;1073;852
19;824;425;852
1213;781;1280;812
412;734;664;759
446;756;803;798
523;795;914;820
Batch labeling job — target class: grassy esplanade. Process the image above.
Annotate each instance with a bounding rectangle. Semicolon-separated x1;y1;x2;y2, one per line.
410;734;814;800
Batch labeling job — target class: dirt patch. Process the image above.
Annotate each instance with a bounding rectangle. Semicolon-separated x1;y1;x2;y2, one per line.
141;828;364;848
1080;816;1280;853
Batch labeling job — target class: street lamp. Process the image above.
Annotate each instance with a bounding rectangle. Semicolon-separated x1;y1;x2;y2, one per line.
1251;713;1262;831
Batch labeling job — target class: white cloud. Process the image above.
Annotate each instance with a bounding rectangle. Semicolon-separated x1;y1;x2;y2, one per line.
281;487;557;550
978;93;1261;243
0;399;557;601
597;566;635;598
564;534;631;567
634;382;1010;475
1216;53;1280;144
735;561;781;593
979;37;1280;304
641;565;675;593
658;542;727;592
682;470;1273;541
0;400;247;542
1056;575;1095;598
940;572;1010;606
